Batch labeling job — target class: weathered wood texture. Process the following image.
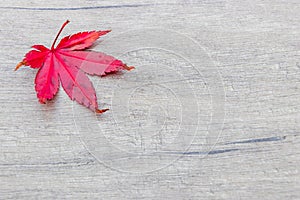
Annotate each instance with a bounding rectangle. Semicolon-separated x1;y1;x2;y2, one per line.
0;0;299;199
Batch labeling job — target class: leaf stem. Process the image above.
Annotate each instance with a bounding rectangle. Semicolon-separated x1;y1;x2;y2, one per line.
51;20;70;50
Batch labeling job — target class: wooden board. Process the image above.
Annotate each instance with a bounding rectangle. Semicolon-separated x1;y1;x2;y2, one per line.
0;0;299;199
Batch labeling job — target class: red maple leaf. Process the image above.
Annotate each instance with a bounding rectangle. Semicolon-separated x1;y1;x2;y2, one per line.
15;20;134;113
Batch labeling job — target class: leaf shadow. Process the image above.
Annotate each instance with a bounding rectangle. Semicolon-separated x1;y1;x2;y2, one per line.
101;71;126;79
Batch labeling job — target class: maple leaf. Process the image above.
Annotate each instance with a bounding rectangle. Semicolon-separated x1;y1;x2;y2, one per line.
15;20;134;113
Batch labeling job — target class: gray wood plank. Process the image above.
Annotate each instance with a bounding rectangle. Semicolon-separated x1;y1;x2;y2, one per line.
0;0;299;199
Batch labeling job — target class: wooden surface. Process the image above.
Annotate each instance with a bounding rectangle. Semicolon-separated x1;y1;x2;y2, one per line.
0;0;299;199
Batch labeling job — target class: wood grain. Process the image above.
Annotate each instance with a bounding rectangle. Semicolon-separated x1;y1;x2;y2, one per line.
0;0;299;199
